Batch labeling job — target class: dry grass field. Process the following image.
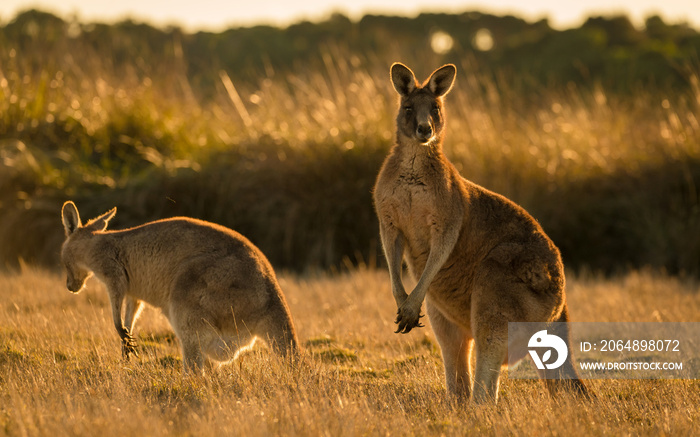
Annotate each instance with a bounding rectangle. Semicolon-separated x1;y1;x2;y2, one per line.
2;12;700;436
3;40;700;272
1;266;698;436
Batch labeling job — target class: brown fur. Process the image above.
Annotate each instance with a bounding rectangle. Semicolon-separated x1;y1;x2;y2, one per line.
373;63;587;403
60;201;299;373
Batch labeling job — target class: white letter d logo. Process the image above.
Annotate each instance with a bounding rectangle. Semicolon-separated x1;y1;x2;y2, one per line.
528;329;568;370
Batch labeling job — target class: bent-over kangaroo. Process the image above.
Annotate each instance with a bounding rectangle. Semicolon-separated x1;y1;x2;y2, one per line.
373;63;587;403
60;201;299;373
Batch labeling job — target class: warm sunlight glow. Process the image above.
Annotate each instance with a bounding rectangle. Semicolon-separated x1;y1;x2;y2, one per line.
473;28;494;51
430;31;454;54
2;0;699;31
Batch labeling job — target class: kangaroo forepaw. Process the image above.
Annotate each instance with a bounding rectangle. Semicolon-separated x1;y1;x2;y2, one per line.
121;333;139;360
394;308;425;334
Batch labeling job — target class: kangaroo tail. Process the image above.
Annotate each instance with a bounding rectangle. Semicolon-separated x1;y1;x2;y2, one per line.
542;304;591;398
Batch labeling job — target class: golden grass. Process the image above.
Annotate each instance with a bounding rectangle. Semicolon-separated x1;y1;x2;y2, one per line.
2;43;700;271
1;266;698;436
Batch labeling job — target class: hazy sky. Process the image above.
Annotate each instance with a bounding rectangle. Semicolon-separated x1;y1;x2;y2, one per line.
1;0;698;30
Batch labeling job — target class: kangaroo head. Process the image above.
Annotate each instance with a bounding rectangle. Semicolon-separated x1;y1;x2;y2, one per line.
390;62;456;145
60;201;116;293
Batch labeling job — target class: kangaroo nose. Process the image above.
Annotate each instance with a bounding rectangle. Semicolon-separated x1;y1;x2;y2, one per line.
67;278;82;293
416;124;433;140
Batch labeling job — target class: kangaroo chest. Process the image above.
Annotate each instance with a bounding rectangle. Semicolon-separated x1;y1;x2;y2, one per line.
379;165;448;263
388;169;439;223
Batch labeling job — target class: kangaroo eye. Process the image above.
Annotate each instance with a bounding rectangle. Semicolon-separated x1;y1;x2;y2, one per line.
404;106;413;114
431;106;440;116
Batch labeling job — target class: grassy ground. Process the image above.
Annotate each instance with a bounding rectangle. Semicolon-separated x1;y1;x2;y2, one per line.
1;266;698;436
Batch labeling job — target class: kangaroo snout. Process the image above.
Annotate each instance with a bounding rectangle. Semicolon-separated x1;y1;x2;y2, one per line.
65;270;90;293
416;123;433;142
66;280;82;293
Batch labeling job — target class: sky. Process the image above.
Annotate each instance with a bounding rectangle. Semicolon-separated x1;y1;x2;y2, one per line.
1;0;699;31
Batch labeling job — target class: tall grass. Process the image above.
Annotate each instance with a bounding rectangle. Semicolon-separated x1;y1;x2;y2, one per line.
1;27;699;272
0;267;698;436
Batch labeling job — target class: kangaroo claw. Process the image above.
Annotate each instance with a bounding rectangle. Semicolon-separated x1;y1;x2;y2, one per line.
121;333;139;360
394;306;425;334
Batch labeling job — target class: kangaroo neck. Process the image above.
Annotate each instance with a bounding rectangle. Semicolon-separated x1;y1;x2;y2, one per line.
395;133;445;165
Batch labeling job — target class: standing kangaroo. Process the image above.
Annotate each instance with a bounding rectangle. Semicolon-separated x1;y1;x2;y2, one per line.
373;63;587;403
60;201;299;373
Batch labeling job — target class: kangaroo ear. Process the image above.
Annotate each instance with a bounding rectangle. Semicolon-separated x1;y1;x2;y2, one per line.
85;207;117;232
62;201;82;236
427;64;456;97
391;63;417;97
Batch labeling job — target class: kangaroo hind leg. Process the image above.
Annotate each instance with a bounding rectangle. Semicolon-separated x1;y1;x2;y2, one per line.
427;300;473;401
471;285;510;405
472;324;508;405
169;300;212;374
